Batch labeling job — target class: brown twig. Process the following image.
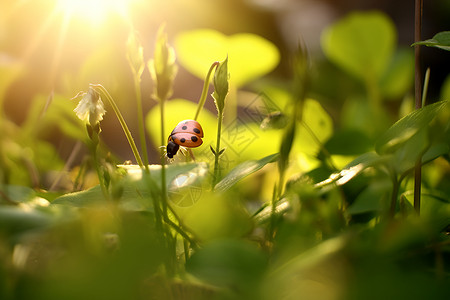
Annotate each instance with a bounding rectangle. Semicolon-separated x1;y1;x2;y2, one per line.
413;0;423;215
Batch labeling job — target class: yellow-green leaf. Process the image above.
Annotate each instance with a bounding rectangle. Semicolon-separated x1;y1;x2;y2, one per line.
321;11;396;81
175;29;279;86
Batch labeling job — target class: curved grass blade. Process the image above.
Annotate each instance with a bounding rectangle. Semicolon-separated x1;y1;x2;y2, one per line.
215;153;279;192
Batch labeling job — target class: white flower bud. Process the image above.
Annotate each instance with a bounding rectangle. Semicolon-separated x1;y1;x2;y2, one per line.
74;87;106;127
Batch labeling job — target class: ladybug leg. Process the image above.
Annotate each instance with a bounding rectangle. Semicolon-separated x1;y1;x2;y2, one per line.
187;149;196;161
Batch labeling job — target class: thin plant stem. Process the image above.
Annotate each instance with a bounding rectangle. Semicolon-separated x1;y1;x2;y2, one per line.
276;170;286;201
91;84;145;168
160;98;168;217
212;111;223;189
86;125;109;201
162;184;198;248
422;68;430;108
49;140;82;191
389;175;400;219
365;72;381;110
414;0;423;214
183;239;190;262
269;182;278;242
92;142;109;201
301;121;337;172
194;61;220;121
134;78;149;168
143;172;164;232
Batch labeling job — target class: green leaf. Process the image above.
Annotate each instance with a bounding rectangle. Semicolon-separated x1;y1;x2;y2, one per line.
179;192;253;240
222;98;332;164
321;11;396;81
215;153;279;192
379;48;414;99
412;31;450;51
22;93;86;142
52;185;106;207
375;100;448;154
392;126;429;174
1;185;37;203
266;234;349;293
210;145;216;155
403;191;450;231
324;129;373;155
0;206;53;236
441;74;450;101
175;29;279;86
186;239;266;288
315;152;385;188
294;98;334;156
394;141;449;177
341;96;391;139
53;163;208;211
347;180;391;214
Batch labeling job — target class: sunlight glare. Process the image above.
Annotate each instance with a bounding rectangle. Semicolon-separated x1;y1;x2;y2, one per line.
56;0;134;26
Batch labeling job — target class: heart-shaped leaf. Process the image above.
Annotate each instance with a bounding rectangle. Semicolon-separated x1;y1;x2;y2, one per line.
321;11;396;81
175;29;280;86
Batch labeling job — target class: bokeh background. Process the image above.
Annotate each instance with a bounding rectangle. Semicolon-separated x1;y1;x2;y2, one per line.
1;0;449;164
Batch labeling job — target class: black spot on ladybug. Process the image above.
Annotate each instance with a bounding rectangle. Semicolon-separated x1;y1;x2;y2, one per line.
180;138;186;143
191;136;198;142
182;125;188;130
193;128;201;134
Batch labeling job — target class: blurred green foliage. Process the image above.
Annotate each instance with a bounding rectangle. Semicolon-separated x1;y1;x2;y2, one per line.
0;8;449;300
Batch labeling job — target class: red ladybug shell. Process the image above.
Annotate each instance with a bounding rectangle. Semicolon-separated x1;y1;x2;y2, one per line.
166;120;204;158
171;120;204;138
168;132;203;148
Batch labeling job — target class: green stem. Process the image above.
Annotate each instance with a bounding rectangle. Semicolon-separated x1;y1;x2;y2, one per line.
421;68;430;107
183;239;190;262
91;84;144;168
212;110;224;189
301;121;337;172
269;183;278;241
276;170;286;201
389;174;400;219
144;172;163;231
160;98;168;217
194;61;220;120
91;135;109;201
365;72;381;110
166;200;198;248
412;67;430;215
134;77;149;168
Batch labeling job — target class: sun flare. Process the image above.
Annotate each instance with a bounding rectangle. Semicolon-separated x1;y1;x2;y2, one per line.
56;0;134;26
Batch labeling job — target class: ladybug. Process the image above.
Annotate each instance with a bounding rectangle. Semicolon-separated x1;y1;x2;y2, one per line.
166;119;204;158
